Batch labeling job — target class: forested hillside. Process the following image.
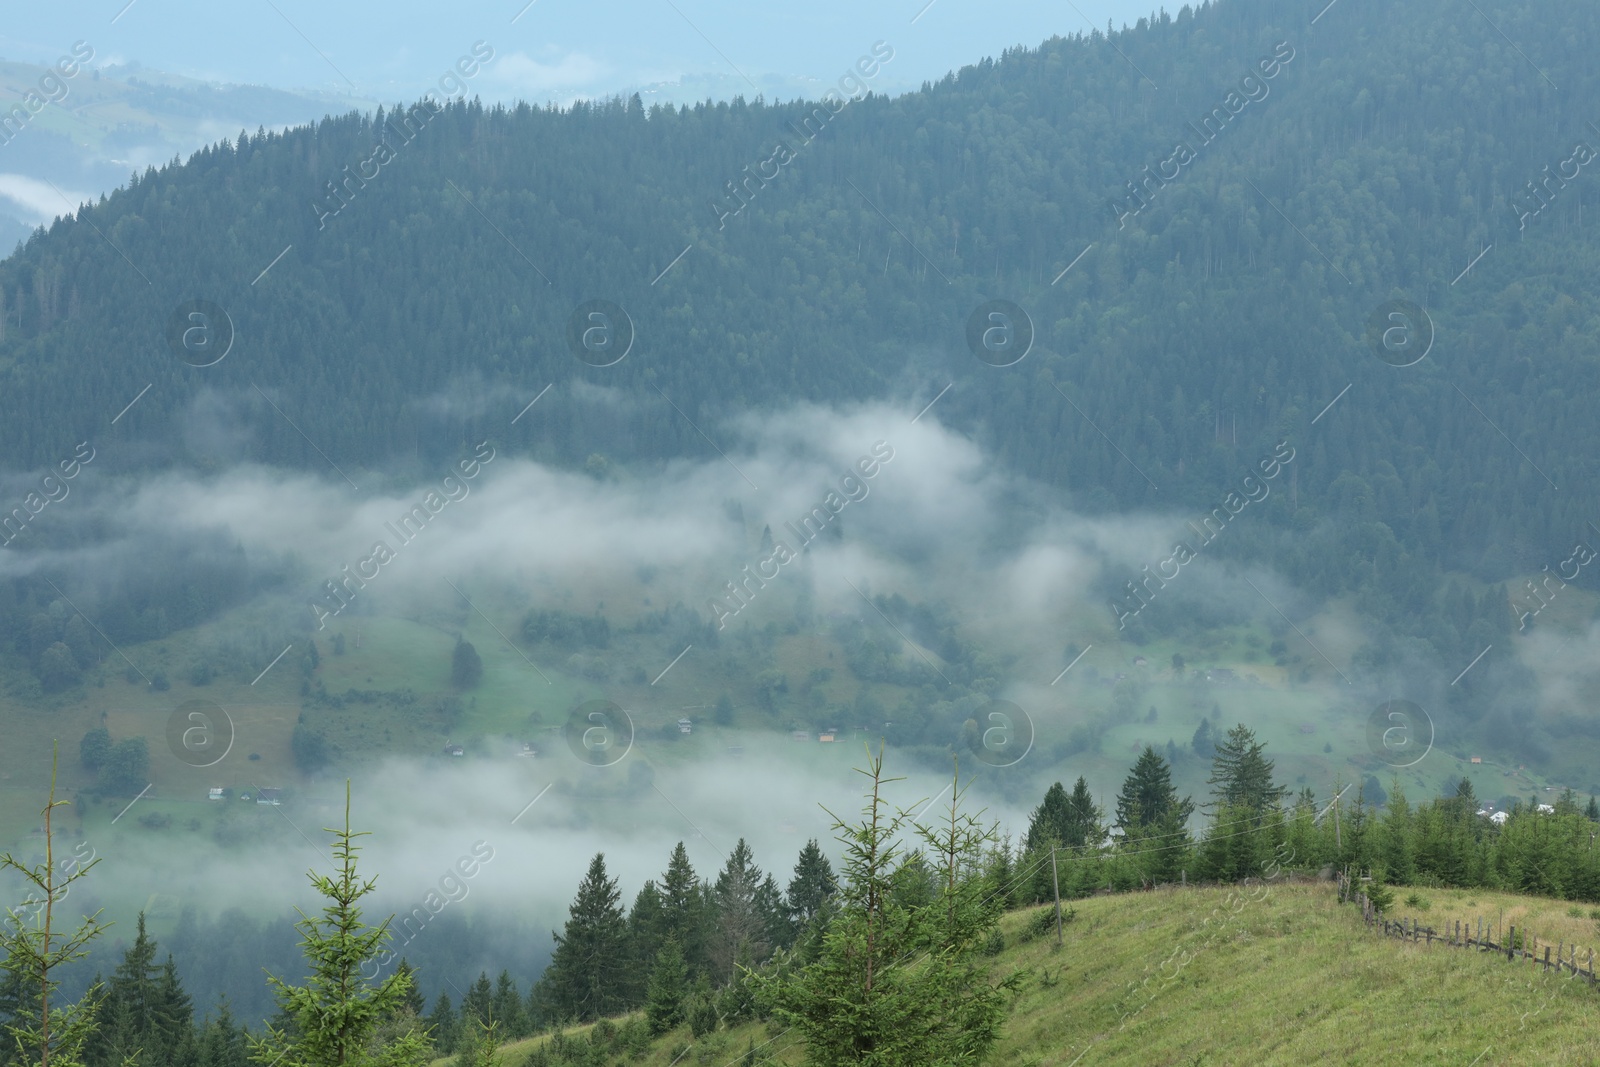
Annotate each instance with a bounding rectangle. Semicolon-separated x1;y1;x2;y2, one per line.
1;1;1596;735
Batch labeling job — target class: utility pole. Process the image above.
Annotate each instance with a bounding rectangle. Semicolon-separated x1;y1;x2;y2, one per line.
1051;846;1063;948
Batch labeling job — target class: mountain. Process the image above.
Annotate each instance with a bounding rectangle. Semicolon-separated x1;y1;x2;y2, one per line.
0;51;371;252
1;0;1595;764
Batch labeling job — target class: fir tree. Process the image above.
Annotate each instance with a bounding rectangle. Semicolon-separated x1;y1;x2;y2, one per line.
490;972;523;1040
658;844;706;978
392;962;425;1021
543;854;630;1022
785;840;836;931
0;744;109;1067
643;937;687;1036
423;995;456;1056
707;840;773;984
246;783;430;1067
1205;724;1286;819
457;974;491;1032
753;752;1021;1065
625;881;667;1007
450;640;482;690
1114;747;1194;831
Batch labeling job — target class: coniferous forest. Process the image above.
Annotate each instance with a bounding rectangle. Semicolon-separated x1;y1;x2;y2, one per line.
5;0;1600;1061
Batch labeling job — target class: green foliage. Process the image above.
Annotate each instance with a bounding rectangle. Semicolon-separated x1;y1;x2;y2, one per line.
785;839;837;933
643;939;687;1036
686;990;718;1039
1205;725;1286;819
540;854;630;1022
77;730;110;773
1114;746;1195;831
290;724;333;773
1363;881;1395;915
86;915;193;1067
0;746;109;1067
1025;778;1106;853
521;611;610;650
753;751;1021;1066
98;739;148;797
449;640;482;690
246;783;430;1067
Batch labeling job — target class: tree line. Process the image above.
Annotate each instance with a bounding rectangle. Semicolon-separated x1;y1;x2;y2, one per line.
1015;725;1600;908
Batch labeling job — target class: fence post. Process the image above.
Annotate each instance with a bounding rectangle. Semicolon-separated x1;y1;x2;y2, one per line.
1507;926;1515;961
1543;946;1551;973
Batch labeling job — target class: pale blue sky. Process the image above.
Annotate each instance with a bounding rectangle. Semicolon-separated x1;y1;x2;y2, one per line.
1;0;1177;105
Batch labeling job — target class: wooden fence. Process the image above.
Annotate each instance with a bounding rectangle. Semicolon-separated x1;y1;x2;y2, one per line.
1337;873;1600;986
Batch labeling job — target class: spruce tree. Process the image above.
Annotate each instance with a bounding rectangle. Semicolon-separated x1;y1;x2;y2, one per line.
1205;724;1286;819
1024;778;1105;855
1023;782;1069;853
707;841;772;984
625;880;667;1005
753;751;1020;1065
658;844;706;978
0;744;109;1067
1587;795;1600;822
449;640;482;690
392;962;425;1020
543;854;630;1022
247;783;430;1067
458;975;491;1030
490;972;522;1040
643;938;687;1036
423;995;456;1056
1114;747;1194;831
1064;778;1108;850
785;840;836;931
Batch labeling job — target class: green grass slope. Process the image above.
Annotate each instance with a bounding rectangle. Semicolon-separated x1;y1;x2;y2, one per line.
468;882;1600;1067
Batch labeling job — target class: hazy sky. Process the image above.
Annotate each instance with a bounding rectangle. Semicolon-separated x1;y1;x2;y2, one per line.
2;0;1175;103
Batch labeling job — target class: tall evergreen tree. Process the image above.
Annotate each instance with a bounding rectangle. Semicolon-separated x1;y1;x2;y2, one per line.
785;839;836;930
89;916;194;1067
392;961;425;1020
1113;747;1194;831
490;972;523;1040
542;854;630;1022
707;840;774;984
1205;725;1287;819
458;974;491;1030
424;994;456;1056
657;843;706;978
623;880;668;1008
1024;778;1106;853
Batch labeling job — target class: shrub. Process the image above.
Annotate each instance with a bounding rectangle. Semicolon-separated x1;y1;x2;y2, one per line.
688;996;718;1038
